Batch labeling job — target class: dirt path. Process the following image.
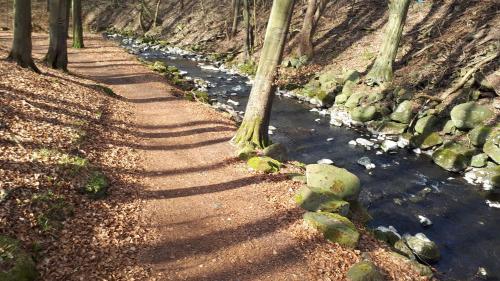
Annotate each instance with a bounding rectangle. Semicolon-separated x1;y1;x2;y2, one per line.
23;34;310;280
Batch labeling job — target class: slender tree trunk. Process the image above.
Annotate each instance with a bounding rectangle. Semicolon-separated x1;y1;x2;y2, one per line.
72;0;84;48
242;0;254;58
296;0;317;59
8;0;39;72
46;0;70;70
153;0;161;28
231;0;241;38
233;0;296;148
366;0;410;86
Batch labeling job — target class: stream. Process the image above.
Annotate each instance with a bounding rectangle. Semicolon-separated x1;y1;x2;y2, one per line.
109;35;499;281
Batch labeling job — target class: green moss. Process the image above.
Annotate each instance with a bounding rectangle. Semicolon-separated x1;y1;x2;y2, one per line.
84;171;109;198
0;236;38;281
238;60;258;76
93;84;121;99
247;156;281;173
188;91;210;104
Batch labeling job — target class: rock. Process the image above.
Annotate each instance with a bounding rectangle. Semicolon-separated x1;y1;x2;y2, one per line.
390;100;413;124
442;120;457;135
357;157;376;170
450;102;493;130
343;69;361;84
0;236;38;281
394;239;415;259
369;121;408;135
151;61;168;72
347;261;384;281
432;142;474;172
471;153;489;168
373;226;401;246
317;158;334;165
345;92;365;109
289;173;307;183
414;115;438;134
412;132;443;149
404;233;440;263
468;126;493;147
305;164;361;201
417;215;433;227
381;140;398;152
263;143;288;162
350;106;377;122
356;138;374;147
295;186;350;215
335;93;349;105
247;156;281;173
388;251;433;277
0;188;7;203
303;212;360;247
483;132;500;164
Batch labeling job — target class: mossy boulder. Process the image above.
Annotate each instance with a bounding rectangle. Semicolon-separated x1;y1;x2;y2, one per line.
388;251;433;277
343;69;361;84
247;156;281;173
411;132;443;149
263;143;288;162
369;121;408;135
347;261;385;281
483;132;500;164
414;115;438;134
335;93;350;105
236;143;256;160
350;106;377;122
295;186;350;215
390;100;413;124
432;142;474;172
450;102;493;130
468;126;493;147
303;212;359;248
442;120;457;135
345;92;365;109
373;227;400;246
0;236;38;281
471;153;489;168
305;164;361;201
150;61;168;72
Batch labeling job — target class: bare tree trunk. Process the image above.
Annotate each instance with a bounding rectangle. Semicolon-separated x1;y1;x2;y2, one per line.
72;0;84;48
233;0;296;148
153;0;162;28
46;0;70;70
295;0;326;59
231;0;241;38
366;0;411;86
8;0;39;72
242;0;254;58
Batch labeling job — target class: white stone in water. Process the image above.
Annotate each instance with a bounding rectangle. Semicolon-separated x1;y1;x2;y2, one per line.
310;108;319;112
268;130;274;135
227;99;240;106
356;138;374;147
478;267;488;277
330;119;343;127
348;140;357;146
268;125;277;131
318;109;328;116
317;159;334;165
314;118;321;122
376;151;383;155
230;93;238;96
418;215;433;227
231;85;243;91
413;148;422;154
397;136;410;148
381;140;398;152
357;157;376;170
486;200;500;209
326;138;334;142
376;226;401;239
179;70;188;76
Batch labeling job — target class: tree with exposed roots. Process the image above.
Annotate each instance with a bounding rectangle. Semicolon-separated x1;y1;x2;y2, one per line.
366;0;411;86
8;0;39;72
295;0;326;60
72;0;84;48
46;0;70;70
233;0;296;148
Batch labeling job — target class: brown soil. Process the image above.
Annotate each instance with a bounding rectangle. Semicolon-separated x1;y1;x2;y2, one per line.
0;33;428;280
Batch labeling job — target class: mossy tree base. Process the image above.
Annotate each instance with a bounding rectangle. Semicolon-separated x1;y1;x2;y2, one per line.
232;118;269;149
366;63;393;87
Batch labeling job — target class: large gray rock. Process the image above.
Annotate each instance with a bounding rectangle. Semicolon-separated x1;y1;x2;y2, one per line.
414;115;438;134
468;126;493;147
450;102;493;130
305;164;361;201
404;233;440;263
350;106;377;122
263;143;288;162
471;153;489;168
345;92;365;109
347;261;385;281
390;100;413;124
295;186;350;215
369;121;407;135
303;212;360;248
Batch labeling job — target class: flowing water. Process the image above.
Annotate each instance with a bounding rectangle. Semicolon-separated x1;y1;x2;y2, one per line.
110;35;500;281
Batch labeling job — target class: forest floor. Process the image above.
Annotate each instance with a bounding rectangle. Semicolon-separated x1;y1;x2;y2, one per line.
0;33;427;280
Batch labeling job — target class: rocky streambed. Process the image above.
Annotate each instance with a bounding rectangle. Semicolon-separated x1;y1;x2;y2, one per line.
107;33;499;280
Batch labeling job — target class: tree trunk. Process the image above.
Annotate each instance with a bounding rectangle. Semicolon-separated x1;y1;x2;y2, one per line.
233;0;295;148
8;0;39;72
295;0;326;59
242;0;254;58
153;0;161;28
72;0;84;48
230;0;241;38
366;0;410;86
46;0;70;70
